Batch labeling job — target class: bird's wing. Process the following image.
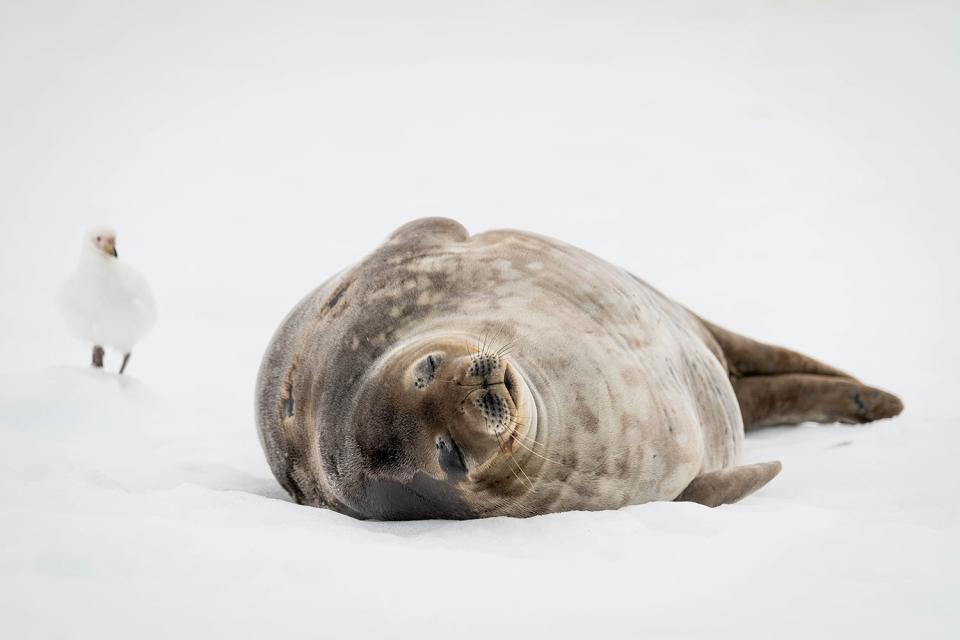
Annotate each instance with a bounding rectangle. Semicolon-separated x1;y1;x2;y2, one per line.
118;264;158;325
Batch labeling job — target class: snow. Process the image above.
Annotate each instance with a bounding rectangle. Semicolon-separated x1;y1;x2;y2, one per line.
1;1;958;638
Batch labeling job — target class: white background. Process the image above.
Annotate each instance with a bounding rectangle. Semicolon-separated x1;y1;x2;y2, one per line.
1;1;957;638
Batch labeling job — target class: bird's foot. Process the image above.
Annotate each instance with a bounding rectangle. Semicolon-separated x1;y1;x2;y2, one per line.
92;345;104;368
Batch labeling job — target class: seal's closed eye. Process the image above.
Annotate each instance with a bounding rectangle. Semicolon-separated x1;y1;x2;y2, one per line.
414;352;444;389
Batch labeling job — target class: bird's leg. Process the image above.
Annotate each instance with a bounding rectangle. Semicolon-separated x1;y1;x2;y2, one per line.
119;352;131;375
92;345;104;368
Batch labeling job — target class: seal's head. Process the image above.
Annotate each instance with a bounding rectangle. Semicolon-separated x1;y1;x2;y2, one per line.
333;336;537;520
254;218;548;519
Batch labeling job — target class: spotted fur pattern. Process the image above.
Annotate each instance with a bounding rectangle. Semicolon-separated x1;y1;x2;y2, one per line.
255;218;900;518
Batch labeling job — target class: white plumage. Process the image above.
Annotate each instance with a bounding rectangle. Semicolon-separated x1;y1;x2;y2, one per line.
58;227;157;373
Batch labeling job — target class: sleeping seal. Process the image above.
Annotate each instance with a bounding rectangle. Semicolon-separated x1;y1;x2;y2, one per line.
255;218;902;519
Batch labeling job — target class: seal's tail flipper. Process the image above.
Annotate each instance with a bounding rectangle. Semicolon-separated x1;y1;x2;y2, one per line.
733;373;903;430
699;319;903;429
700;319;855;379
676;461;782;507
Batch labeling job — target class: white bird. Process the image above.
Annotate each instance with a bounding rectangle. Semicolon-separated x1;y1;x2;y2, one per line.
58;226;157;374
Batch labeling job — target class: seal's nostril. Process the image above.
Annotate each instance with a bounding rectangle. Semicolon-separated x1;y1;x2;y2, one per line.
503;364;519;405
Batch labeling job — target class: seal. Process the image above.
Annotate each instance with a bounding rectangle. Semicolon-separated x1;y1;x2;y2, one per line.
255;218;903;519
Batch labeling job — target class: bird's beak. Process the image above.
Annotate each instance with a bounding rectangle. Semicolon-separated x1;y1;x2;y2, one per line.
103;240;117;258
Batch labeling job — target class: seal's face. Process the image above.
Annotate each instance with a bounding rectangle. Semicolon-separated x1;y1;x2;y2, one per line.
334;337;536;520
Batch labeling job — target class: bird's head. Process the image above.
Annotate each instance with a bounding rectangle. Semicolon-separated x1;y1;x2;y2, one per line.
87;226;118;258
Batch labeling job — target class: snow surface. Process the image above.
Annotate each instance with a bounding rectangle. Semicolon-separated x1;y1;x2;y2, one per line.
1;1;958;638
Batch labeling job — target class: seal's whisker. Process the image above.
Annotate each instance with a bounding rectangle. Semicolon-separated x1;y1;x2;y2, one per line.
494;339;517;358
488;323;506;357
500;415;550;451
503;417;547;449
507;432;571;467
481;324;499;357
478;321;511;359
514;457;533;488
475;327;490;357
503;412;631;469
499;448;529;489
495;431;533;490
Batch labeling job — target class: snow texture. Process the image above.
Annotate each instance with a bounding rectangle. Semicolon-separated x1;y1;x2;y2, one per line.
1;1;957;638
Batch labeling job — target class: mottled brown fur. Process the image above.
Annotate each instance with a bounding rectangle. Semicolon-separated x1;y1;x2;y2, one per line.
255;218;903;518
699;319;903;430
676;462;783;508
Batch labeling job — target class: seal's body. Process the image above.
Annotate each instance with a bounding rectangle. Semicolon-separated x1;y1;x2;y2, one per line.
256;218;902;519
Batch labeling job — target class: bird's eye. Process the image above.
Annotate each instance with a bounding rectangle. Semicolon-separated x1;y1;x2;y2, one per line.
96;236;101;241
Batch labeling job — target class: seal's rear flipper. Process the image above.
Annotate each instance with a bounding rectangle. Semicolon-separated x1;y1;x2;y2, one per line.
696;318;903;429
733;374;903;430
698;318;855;379
676;461;782;507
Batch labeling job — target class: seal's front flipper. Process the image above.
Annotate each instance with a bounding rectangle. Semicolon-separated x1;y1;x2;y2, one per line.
676;461;782;507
